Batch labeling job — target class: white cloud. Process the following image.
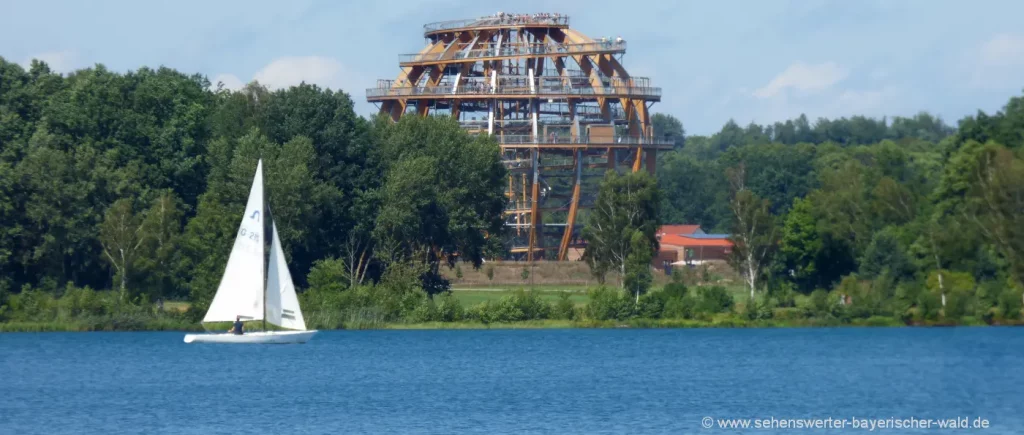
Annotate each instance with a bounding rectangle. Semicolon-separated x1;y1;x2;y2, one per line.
979;33;1024;67
21;50;79;73
211;73;244;91
253;55;350;90
209;55;363;96
829;86;899;115
969;33;1024;90
752;62;848;98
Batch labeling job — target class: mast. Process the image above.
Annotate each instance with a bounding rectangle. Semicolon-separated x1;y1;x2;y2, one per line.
261;159;268;332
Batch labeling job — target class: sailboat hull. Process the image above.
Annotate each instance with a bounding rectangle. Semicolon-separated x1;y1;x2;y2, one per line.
183;330;317;344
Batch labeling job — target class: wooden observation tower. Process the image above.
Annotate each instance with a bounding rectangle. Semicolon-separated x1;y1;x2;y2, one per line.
366;13;669;261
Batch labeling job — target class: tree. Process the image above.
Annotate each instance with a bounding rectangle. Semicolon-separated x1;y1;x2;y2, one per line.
372;115;507;297
726;164;779;299
652;113;686;150
582;170;661;289
623;230;654;303
938;141;1024;289
136;191;185;299
657;151;727;230
99;199;145;298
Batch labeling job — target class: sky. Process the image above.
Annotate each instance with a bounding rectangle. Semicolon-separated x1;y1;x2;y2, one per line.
2;0;1024;135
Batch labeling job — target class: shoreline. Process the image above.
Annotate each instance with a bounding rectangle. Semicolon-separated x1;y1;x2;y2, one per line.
3;317;1021;333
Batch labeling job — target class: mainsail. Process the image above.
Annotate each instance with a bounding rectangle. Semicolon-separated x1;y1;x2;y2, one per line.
265;221;307;330
203;160;266;323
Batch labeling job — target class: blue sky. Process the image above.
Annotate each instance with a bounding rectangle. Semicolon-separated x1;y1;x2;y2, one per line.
2;0;1024;135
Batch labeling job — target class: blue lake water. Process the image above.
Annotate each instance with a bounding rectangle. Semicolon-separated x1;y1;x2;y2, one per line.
1;328;1022;434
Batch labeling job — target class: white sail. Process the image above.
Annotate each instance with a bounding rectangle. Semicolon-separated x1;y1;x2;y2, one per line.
265;221;307;330
203;159;266;323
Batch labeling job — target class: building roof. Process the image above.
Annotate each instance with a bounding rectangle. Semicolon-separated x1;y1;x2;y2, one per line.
686;233;730;239
657;224;703;236
660;234;733;247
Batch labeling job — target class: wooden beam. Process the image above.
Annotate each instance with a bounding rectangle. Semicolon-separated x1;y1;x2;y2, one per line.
527;148;541;262
558;149;582;260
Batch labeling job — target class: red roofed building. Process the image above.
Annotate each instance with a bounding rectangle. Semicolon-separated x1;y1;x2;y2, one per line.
656;225;704;238
655;225;733;267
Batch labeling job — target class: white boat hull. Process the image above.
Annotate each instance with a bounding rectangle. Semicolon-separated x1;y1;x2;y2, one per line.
183;330;318;344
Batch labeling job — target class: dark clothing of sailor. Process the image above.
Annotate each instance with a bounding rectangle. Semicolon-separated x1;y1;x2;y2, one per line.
232;320;244;335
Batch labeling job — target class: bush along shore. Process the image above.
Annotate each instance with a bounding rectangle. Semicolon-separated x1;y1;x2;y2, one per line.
3;276;1022;332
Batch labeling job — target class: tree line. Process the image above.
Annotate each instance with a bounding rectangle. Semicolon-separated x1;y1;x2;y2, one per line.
648;94;1024;323
0;57;506;323
2;55;1023;328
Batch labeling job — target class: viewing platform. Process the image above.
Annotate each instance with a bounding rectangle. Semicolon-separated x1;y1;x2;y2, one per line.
424;13;569;36
366;82;661;101
399;41;626;66
494;135;673;150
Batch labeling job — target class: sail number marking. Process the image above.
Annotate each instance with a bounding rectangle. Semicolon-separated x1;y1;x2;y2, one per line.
239;227;261;243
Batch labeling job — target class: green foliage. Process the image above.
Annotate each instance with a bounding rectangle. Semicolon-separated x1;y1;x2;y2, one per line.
582;170;661;285
742;296;774;320
694;286;734;315
372;115;506;296
4;56;1024;331
997;285;1023;320
624;230;654;301
860;227;914;280
551;292;576;320
726;163;779;298
652;113;686;150
307;258;348;294
584;286;634;321
467;289;551;323
663;296;697;319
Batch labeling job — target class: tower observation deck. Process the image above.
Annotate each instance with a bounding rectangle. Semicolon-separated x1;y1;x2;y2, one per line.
367;12;669;261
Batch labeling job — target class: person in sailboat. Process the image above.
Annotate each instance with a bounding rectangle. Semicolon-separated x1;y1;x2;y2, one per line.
229;315;244;335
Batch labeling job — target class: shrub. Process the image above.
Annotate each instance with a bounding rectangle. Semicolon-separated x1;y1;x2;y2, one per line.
916;291;942;322
551;292;575;320
436;292;465;322
509;289;550;320
805;289;830;317
943;290;971;320
998;286;1023;320
773;307;806;320
742;296;774;320
637;292;666;319
694;286;733;315
585;286;633;321
662;280;688;299
768;282;796;308
409;298;439;323
662;296;696;319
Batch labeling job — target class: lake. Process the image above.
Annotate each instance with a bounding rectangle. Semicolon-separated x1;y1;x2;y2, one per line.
1;328;1022;434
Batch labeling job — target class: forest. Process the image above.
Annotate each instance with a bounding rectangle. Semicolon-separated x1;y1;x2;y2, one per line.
0;56;1022;330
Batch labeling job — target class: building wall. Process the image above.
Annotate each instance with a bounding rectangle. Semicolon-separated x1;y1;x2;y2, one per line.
661;244;731;262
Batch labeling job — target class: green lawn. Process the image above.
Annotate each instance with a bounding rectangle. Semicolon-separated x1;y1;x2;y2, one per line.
450;288;590;306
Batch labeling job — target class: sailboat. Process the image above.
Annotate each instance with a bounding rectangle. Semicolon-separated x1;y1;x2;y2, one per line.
184;159;317;344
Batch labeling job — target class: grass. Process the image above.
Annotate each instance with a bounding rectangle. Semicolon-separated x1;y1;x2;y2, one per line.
450;289;590;307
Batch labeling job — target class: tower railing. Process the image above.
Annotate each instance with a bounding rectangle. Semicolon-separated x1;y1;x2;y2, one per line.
366;83;661;99
496;135;672;146
424;14;570;33
399;41;625;64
